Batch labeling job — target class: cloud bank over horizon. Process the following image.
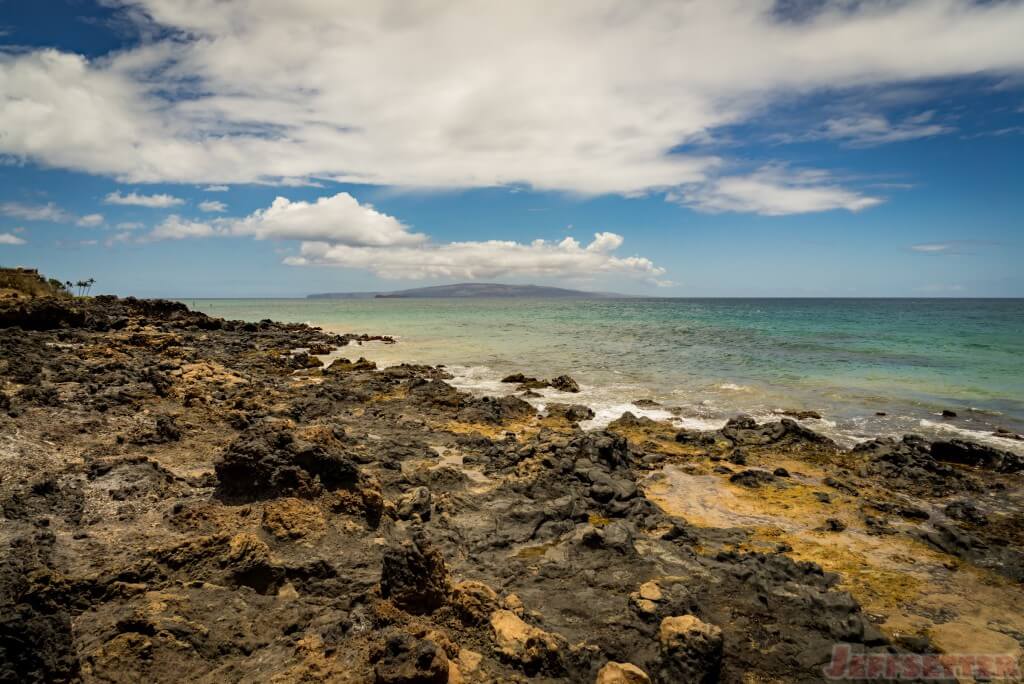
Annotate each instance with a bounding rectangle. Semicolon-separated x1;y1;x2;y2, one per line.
137;192;666;283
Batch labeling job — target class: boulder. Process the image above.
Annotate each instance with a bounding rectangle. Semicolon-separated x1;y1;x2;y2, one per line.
288;351;323;370
489;609;562;674
501;373;537;384
658;615;723;684
545;403;595;423
380;533;450;614
854;436;972;497
325;357;377;374
632;399;662;408
931;439;1023;473
373;633;449;684
450;580;499;626
409;379;466;408
638;581;663;602
729;469;776;488
721;415;835;448
214;424;360;500
774;409;822;420
457;395;535;425
130;415;181;445
549;375;580;393
396;486;432;521
596;662;651;684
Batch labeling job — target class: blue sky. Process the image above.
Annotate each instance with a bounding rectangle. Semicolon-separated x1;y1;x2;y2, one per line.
1;0;1023;297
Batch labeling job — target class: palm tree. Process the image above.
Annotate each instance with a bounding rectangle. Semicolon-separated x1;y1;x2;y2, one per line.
75;280;87;296
85;278;95;296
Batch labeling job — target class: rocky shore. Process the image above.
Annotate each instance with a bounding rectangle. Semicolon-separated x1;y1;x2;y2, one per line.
1;294;1022;683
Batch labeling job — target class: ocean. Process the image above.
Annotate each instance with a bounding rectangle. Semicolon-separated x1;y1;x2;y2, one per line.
186;297;1024;452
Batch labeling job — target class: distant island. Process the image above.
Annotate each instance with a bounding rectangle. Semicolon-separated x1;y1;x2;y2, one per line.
307;282;627;299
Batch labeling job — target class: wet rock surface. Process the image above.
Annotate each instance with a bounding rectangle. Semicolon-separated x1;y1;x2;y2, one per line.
0;294;1021;682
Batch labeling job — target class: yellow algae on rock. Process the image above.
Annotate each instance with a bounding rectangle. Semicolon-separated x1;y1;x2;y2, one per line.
596;661;651;683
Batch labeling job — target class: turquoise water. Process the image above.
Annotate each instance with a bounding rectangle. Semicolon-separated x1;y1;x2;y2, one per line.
187;298;1024;449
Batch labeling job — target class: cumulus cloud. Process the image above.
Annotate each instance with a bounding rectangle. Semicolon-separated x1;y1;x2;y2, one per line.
198;200;226;213
146;215;216;241
138;191;664;281
116;221;145;230
143;192;425;246
284;233;666;282
203;185;229;192
1;1;1023;211
77;213;105;227
224;193;426;245
0;232;26;245
0;201;70;222
104;190;185;207
671;166;882;215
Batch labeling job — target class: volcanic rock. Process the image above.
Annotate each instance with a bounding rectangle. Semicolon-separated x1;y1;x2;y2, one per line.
657;615;723;684
372;632;449;684
380;533;450;615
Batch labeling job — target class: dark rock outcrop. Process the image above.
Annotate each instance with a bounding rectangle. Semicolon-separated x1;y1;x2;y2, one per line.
379;533;450;615
657;615;723;684
545;403;595;423
549;375;580;393
721;415;836;449
214;424;359;499
372;632;450;684
931;439;1023;473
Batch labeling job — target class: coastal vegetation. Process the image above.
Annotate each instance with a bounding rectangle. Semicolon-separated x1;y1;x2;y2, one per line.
0;268;95;299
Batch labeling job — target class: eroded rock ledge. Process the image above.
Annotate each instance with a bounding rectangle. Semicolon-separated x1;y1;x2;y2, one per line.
1;295;1021;682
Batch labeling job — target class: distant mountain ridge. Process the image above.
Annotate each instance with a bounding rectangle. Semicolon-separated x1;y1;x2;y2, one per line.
307;282;627;299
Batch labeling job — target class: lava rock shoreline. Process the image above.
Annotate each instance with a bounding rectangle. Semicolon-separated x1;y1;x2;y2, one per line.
1;295;1021;682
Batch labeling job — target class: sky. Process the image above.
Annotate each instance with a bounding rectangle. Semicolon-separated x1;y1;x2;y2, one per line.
1;0;1023;298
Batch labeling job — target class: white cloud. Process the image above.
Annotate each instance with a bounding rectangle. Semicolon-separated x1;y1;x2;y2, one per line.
0;201;70;222
1;203;111;227
909;240;993;255
819;111;954;147
203;185;229;192
143;191;424;246
138;191;665;281
116;221;145;230
146;215;217;241
0;1;1021;210
911;243;952;253
586;232;625;253
106;231;136;246
199;200;227;212
225;193;426;245
0;232;26;245
77;213;105;227
284;232;666;282
671;166;882;215
104;190;185;207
